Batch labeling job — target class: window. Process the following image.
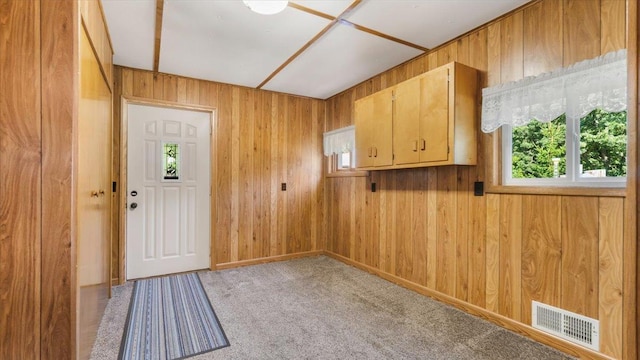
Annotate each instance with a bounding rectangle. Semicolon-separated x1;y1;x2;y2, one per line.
163;142;180;180
503;110;626;187
323;125;366;177
482;49;627;188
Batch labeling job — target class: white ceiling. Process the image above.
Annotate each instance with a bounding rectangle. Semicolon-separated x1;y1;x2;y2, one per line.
102;0;530;100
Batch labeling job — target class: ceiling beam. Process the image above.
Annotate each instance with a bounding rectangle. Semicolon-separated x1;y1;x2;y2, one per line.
338;19;429;52
153;0;165;73
287;2;335;21
257;0;363;89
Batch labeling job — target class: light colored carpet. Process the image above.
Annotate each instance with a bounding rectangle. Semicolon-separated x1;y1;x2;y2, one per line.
91;256;574;359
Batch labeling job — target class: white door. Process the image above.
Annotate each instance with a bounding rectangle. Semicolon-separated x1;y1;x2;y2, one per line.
126;104;211;279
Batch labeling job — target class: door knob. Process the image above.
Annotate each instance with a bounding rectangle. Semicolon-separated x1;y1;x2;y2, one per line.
130;202;138;210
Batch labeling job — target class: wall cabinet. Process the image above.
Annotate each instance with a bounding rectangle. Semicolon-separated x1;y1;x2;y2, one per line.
355;62;478;170
354;87;394;168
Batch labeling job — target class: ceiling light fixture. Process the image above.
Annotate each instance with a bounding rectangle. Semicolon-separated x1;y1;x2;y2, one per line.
243;0;288;15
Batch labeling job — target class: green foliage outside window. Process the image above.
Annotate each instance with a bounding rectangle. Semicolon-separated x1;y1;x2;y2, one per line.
511;109;626;179
512;116;566;178
579;109;626;177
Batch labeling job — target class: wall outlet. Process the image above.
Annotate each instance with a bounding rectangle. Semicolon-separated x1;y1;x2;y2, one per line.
474;181;484;196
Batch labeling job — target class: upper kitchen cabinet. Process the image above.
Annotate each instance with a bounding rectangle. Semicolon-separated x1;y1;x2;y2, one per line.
355;62;479;170
354;87;394;168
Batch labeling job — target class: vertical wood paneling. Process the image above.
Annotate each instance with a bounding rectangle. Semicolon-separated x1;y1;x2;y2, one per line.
42;0;79;357
411;170;428;286
467;27;488;308
384;172;397;274
600;0;626;53
498;195;522;321
500;10;524;83
366;173;380;268
485;194;501;313
486;22;502;86
215;84;232;264
115;68;325;267
563;0;601;65
598;197;623;359
395;170;413;278
521;195;562;325
436;167;457;296
230;87;240;262
238;88;254;260
561;197;599;319
523;0;563;77
425;167;438;289
455;168;469;301
0;1;41;357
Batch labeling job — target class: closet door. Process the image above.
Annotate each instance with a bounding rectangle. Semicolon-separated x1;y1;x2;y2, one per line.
77;27;111;360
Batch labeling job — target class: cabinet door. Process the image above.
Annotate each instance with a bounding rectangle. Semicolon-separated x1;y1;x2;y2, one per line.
371;88;393;166
419;66;449;162
355;96;374;168
393;77;421;165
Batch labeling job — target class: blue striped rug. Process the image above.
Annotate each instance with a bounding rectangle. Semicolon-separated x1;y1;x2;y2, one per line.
118;273;229;360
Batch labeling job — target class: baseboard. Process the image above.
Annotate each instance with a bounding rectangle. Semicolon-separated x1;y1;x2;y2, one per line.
324;251;613;360
214;250;324;270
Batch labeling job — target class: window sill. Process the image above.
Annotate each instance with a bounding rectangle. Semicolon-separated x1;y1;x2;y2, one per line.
486;184;626;197
326;170;369;178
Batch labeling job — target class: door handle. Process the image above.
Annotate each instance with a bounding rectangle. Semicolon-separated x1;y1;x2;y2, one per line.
130;202;138;210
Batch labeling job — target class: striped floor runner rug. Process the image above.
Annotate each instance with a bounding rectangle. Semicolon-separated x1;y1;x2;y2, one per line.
118;272;229;360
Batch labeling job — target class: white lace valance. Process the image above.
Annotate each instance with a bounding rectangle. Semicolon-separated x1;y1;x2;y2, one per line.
481;49;627;133
323;125;354;156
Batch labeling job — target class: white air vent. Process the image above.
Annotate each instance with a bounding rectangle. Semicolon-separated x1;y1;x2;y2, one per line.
532;301;599;351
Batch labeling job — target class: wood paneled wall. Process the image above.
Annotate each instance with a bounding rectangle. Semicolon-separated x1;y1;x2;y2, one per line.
325;0;632;358
112;67;325;280
0;0;42;358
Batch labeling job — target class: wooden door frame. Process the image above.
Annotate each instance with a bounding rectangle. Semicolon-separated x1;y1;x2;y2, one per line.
118;96;217;284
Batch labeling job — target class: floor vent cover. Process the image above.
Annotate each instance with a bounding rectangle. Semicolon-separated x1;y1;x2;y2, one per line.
532;301;599;351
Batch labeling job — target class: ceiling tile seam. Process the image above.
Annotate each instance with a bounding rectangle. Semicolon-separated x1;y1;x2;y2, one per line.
257;0;364;90
153;0;164;72
337;19;429;52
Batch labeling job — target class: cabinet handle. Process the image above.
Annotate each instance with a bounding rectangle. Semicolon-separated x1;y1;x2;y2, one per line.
420;139;426;151
99;189;105;196
412;140;418;152
373;147;378;157
90;190;99;198
368;147;372;157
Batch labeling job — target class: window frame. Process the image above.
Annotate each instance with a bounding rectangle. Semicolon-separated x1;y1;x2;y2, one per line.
502;112;627;188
